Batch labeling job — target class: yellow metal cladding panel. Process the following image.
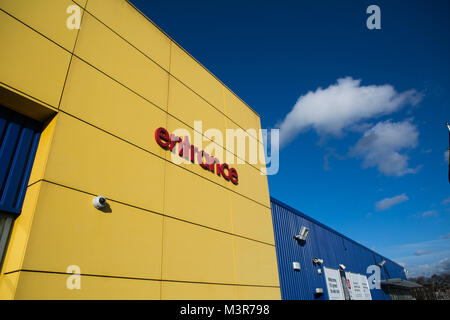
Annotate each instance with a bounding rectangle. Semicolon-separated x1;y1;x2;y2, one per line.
1;183;41;274
170;43;224;112
161;281;236;300
21;182;164;280
72;0;87;8
28;116;57;186
0;84;57;123
224;121;266;172
86;0;171;70
164;116;268;204
42;113;165;214
60;57;167;158
224;88;262;143
168;76;226;135
165;116;228;188
13;271;161;299
230;191;275;245
74;12;169;110
233;237;279;287
0;272;19;300
236;286;281;300
0;0;81;52
162;218;235;284
164;163;231;233
0;10;71;107
227;150;270;207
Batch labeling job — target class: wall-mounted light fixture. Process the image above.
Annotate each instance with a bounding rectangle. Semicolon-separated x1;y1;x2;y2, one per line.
339;264;346;270
379;260;386;267
312;257;323;265
293;262;301;271
294;226;309;242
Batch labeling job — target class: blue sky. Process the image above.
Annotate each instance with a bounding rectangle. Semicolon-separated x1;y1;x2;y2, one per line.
130;0;450;277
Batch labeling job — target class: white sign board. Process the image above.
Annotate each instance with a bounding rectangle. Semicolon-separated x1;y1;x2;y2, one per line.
323;267;345;300
359;274;372;300
346;272;364;300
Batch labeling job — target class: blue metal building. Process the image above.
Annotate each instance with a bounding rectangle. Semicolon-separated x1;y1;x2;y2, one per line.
270;197;414;300
0;105;42;270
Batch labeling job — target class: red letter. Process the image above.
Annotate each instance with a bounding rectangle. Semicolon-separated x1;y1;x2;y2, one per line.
178;136;191;160
155;127;170;149
170;134;181;151
190;145;198;163
209;157;220;174
220;163;230;181
229;168;238;185
198;151;210;170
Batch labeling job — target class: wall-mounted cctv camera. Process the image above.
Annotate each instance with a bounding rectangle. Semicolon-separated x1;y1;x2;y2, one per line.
312;258;323;265
339;264;346;270
93;196;107;209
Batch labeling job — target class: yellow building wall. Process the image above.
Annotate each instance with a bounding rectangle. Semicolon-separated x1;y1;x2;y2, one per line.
0;0;280;299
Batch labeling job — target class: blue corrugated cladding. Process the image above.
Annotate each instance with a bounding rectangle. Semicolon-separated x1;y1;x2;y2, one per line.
0;105;41;215
270;197;407;300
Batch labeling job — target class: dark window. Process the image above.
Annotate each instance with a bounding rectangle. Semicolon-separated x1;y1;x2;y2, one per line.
0;212;15;271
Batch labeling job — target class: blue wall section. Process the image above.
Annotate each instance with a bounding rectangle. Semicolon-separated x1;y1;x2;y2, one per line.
0;105;41;215
270;197;407;300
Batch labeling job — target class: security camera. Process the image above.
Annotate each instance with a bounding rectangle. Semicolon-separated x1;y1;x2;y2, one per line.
93;196;107;209
339;264;346;270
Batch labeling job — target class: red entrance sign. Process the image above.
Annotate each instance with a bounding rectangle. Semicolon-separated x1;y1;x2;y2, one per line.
155;127;239;185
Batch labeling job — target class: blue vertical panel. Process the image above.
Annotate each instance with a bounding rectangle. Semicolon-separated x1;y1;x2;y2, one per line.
271;200;325;300
372;253;394;300
271;197;406;300
384;259;407;280
312;223;346;300
0;105;42;215
341;238;389;300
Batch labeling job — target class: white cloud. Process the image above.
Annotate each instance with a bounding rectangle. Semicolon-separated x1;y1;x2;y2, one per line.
414;249;432;256
407;258;450;277
375;193;409;211
439;233;450;239
349;120;420;176
420;210;439;217
278;77;422;147
443;197;450;205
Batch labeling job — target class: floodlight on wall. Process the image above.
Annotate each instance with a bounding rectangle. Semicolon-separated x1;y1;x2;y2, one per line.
339;264;346;270
312;257;323;265
293;262;301;271
315;288;323;295
404;269;408;277
294;226;309;242
379;260;386;267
